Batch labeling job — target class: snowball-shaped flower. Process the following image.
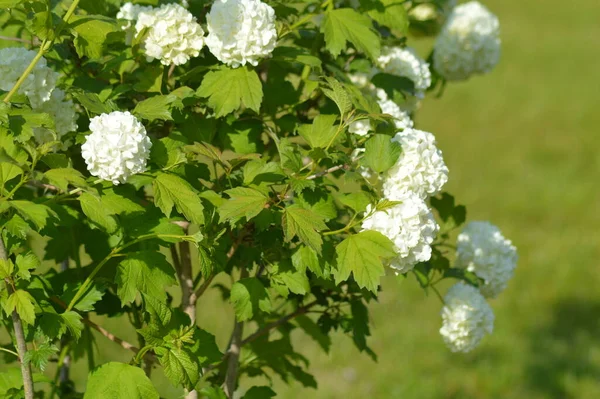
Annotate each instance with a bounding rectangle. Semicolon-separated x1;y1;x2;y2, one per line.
135;3;205;66
383;129;448;200
348;119;371;136
117;2;153;45
376;89;414;131
33;89;78;150
377;47;431;101
440;282;494;353
81;111;151;185
0;47;58;108
433;1;501;81
455;221;518;298
206;0;277;68
362;194;439;273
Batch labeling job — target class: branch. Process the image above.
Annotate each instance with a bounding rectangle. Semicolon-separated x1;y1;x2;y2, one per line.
0;239;34;399
306;164;349;180
0;35;31;44
241;300;318;346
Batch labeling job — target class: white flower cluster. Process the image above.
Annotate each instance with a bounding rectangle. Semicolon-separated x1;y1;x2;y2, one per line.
33;89;78;149
0;47;58;108
135;3;205;66
455;221;517;298
377;46;432;104
81;111;152;185
440;282;494;353
206;0;277;68
362;194;439;273
383;129;449;200
117;2;153;45
433;1;501;81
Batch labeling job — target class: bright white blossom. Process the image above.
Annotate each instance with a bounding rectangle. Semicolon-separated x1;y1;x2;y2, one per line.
433;1;501;81
362;194;439;273
377;46;432;103
0;47;58;108
135;3;205;66
383;128;448;200
117;2;153;45
33;89;78;149
206;0;277;68
455;221;518;298
81;111;151;185
440;282;494;353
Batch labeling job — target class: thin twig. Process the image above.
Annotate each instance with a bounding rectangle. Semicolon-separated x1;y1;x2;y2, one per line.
1;238;34;399
306;164;349;180
0;35;31;44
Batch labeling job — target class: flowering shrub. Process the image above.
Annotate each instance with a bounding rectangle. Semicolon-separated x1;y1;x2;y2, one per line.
0;0;514;398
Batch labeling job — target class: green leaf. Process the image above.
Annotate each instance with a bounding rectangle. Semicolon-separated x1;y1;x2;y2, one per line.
70;15;119;60
155;346;199;390
230;278;271;321
296;315;331;352
73;91;118;115
84;362;160;399
79;192;118;233
360;0;409;34
338;192;372;213
3;214;31;239
61;311;84;339
44;168;87;192
199;387;227;399
4;290;36;325
297;114;339;149
320;77;352;116
362;134;402;173
153;172;205;224
292;245;324;278
334;230;396;292
133;95;177;122
0;259;14;279
242;386;276;399
116;251;177;304
189;328;223;366
23;342;58;371
9;200;55;230
430;193;467;229
15;252;39;280
242;160;285;186
321;8;381;60
218;187;269;223
282;205;327;253
197;66;263;117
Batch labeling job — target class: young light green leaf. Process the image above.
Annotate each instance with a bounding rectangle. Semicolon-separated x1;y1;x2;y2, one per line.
116;251;177;305
3;214;30;239
153;172;205;224
133;95;177;122
334;230;396;292
0;259;14;279
83;362;160;399
23;342;58;371
4;290;36;325
79;193;118;233
360;0;409;34
297;114;339;149
155;346;199;390
9;200;56;230
361;134;402;173
218;187;269;223
61;311;84;339
15;252;39;281
282;205;327;253
73;91;118;115
320;77;352;116
292;245;323;278
230;278;271;321
197;66;263;117
44;168;87;192
321;8;381;60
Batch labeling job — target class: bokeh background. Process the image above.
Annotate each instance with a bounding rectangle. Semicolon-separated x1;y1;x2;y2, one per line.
3;0;600;397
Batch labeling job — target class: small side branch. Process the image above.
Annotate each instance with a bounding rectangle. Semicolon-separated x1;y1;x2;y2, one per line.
306;164;349;180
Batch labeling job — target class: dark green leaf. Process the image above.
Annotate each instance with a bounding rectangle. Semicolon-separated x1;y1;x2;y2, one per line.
230;278;271;321
153;172;205;224
116;251;177;304
321;8;381;60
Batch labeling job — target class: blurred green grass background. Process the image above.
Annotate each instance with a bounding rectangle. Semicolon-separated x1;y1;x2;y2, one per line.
5;0;600;397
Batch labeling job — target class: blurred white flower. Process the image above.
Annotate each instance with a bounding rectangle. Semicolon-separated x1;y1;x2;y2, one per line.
135;3;205;66
117;2;153;45
33;89;78;150
383;128;448;200
0;47;58;108
433;1;501;81
377;46;432;103
206;0;277;68
362;194;439;273
348;119;371;136
81;111;151;185
440;282;494;353
376;89;414;131
455;221;518;298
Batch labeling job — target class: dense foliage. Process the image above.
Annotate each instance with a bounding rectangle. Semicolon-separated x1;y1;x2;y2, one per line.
0;0;515;397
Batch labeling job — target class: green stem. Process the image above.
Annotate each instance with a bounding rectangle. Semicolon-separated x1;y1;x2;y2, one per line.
322;213;359;236
0;347;19;357
3;0;81;104
132;345;152;365
49;343;71;399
